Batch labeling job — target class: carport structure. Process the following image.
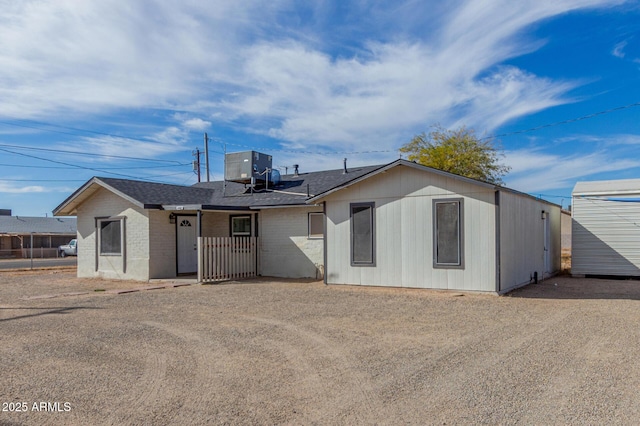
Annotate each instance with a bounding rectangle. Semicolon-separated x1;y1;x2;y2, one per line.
0;214;77;258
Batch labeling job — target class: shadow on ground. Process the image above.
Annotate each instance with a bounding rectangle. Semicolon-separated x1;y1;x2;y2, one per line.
508;276;640;301
0;306;99;322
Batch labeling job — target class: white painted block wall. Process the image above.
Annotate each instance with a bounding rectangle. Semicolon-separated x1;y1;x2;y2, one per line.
259;207;324;279
76;188;151;281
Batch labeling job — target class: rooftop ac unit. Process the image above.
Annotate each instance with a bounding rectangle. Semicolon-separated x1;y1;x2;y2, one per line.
224;151;273;185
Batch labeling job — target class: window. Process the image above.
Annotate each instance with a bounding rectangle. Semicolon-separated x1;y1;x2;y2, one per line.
230;215;251;237
350;202;375;266
433;199;464;268
99;218;123;255
308;213;324;239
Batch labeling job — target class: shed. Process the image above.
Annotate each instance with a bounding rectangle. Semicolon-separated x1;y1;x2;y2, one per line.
572;179;640;277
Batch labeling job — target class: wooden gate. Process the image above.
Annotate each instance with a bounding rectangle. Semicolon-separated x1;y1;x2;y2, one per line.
197;237;259;283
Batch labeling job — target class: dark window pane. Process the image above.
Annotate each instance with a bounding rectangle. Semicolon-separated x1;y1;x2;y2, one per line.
100;220;121;254
232;216;251;236
436;202;459;265
352;205;373;264
309;213;323;238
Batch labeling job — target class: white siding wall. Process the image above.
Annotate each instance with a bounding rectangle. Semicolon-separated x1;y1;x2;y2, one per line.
572;195;640;276
499;191;561;292
323;166;497;291
561;210;572;253
259;207;324;279
76;188;150;281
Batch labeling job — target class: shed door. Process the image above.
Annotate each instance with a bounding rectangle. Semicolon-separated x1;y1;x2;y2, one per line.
543;211;551;276
177;216;197;274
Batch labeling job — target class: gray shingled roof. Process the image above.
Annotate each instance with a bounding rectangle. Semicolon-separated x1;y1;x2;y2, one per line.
94;164;384;209
193;164;384;207
0;216;77;235
55;159;560;216
95;179;219;207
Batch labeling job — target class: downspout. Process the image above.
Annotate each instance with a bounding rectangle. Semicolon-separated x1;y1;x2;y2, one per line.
323;201;328;285
494;190;501;293
94;219;99;273
197;210;202;238
255;212;260;276
197;210;202;283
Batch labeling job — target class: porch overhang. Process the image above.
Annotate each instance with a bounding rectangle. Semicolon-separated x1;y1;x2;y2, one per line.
162;204;253;213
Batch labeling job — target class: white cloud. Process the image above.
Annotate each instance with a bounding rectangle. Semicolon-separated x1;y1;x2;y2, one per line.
612;40;628;58
0;0;629;150
0;182;46;193
182;118;211;131
505;147;640;193
71;133;185;162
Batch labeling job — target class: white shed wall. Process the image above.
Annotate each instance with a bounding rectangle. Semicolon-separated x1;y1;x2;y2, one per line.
76;188;150;281
572;195;640;276
323;165;497;291
259;206;324;279
498;191;561;292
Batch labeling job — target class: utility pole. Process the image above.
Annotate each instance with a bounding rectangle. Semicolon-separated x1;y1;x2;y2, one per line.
192;148;201;183
223;141;227;196
204;132;211;182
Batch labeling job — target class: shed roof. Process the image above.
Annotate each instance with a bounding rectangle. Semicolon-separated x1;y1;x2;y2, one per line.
573;179;640;196
0;216;77;235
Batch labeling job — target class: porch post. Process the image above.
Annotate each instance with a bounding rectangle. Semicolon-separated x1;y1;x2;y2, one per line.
197;210;203;283
197;236;203;283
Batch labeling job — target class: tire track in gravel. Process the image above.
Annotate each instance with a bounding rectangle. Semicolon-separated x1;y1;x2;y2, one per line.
401;306;579;422
104;350;170;426
243;315;393;424
139;320;231;420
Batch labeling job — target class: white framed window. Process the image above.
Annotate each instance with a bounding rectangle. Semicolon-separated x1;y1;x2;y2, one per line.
433;199;464;268
98;217;125;256
350;202;375;266
308;212;324;239
230;215;251;237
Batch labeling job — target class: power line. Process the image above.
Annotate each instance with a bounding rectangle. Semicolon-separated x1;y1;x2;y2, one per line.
1;100;638;163
0;118;185;148
486;101;640;140
0;147;180;182
0;178;87;182
210;137;394;155
0;162;190;170
0;142;185;164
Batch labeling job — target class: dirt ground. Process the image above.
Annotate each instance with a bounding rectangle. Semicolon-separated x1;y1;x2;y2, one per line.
2;269;640;425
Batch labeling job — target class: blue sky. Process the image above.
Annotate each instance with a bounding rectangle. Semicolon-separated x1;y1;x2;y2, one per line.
1;0;639;216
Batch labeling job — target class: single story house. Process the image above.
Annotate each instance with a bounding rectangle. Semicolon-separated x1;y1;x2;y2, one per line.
53;158;560;293
572;179;640;277
0;210;77;258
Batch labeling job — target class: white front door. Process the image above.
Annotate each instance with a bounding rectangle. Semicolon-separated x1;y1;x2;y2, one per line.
177;216;198;274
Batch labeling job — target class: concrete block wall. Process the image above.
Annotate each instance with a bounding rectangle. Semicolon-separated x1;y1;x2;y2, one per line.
202;212;232;237
76;188;150;281
148;210;177;279
259;206;324;279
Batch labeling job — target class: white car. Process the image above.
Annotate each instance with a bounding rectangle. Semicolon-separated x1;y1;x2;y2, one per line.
58;239;78;257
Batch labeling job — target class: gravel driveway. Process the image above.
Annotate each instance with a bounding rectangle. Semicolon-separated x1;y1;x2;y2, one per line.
2;270;640;425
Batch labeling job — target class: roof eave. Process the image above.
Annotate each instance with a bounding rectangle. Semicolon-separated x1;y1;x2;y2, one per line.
307;159;496;203
53;177;146;216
